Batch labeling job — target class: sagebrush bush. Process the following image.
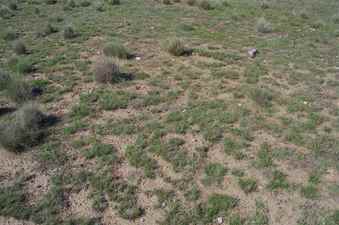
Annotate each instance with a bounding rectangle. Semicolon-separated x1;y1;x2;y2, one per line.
0;69;11;91
45;0;57;4
187;0;195;5
80;0;91;7
63;25;77;39
256;17;272;33
39;23;58;37
8;2;18;10
3;29;18;41
64;0;76;10
6;77;33;104
199;0;213;10
103;42;131;59
107;0;120;5
166;39;189;56
94;59;121;84
0;103;46;152
163;0;171;5
13;40;27;55
0;5;13;19
16;57;34;74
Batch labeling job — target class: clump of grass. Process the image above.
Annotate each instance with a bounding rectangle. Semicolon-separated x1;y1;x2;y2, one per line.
247;200;269;225
103;41;132;59
63;25;77;39
163;0;171;4
202;163;227;186
255;143;273;168
99;90;136;110
238;178;257;193
166;39;191;56
249;87;273;108
301;185;318;199
267;170;289;191
94;58;122;84
256;17;273;33
125;139;158;178
0;103;47;152
0;182;31;220
84;143;118;164
204;194;238;222
244;63;267;84
224;137;245;160
0;5;14;19
13;40;27;55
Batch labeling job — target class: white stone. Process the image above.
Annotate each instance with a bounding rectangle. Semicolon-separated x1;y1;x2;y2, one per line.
216;217;223;224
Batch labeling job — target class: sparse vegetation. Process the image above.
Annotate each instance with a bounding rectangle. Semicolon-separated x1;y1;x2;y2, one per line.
0;0;338;224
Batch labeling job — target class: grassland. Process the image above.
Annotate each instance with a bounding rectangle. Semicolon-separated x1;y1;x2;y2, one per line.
0;0;339;225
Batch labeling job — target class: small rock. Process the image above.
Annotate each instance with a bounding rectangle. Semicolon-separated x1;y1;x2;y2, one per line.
136;56;141;61
140;218;145;223
216;217;223;224
161;202;166;208
248;48;258;58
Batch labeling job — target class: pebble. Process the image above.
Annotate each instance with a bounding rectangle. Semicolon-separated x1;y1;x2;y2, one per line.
248;48;258;58
217;217;223;224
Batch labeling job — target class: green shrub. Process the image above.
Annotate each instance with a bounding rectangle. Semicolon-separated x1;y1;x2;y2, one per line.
94;59;122;84
166;39;189;56
103;41;131;59
13;40;27;55
63;25;77;39
0;103;47;152
0;5;14;19
256;17;273;33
